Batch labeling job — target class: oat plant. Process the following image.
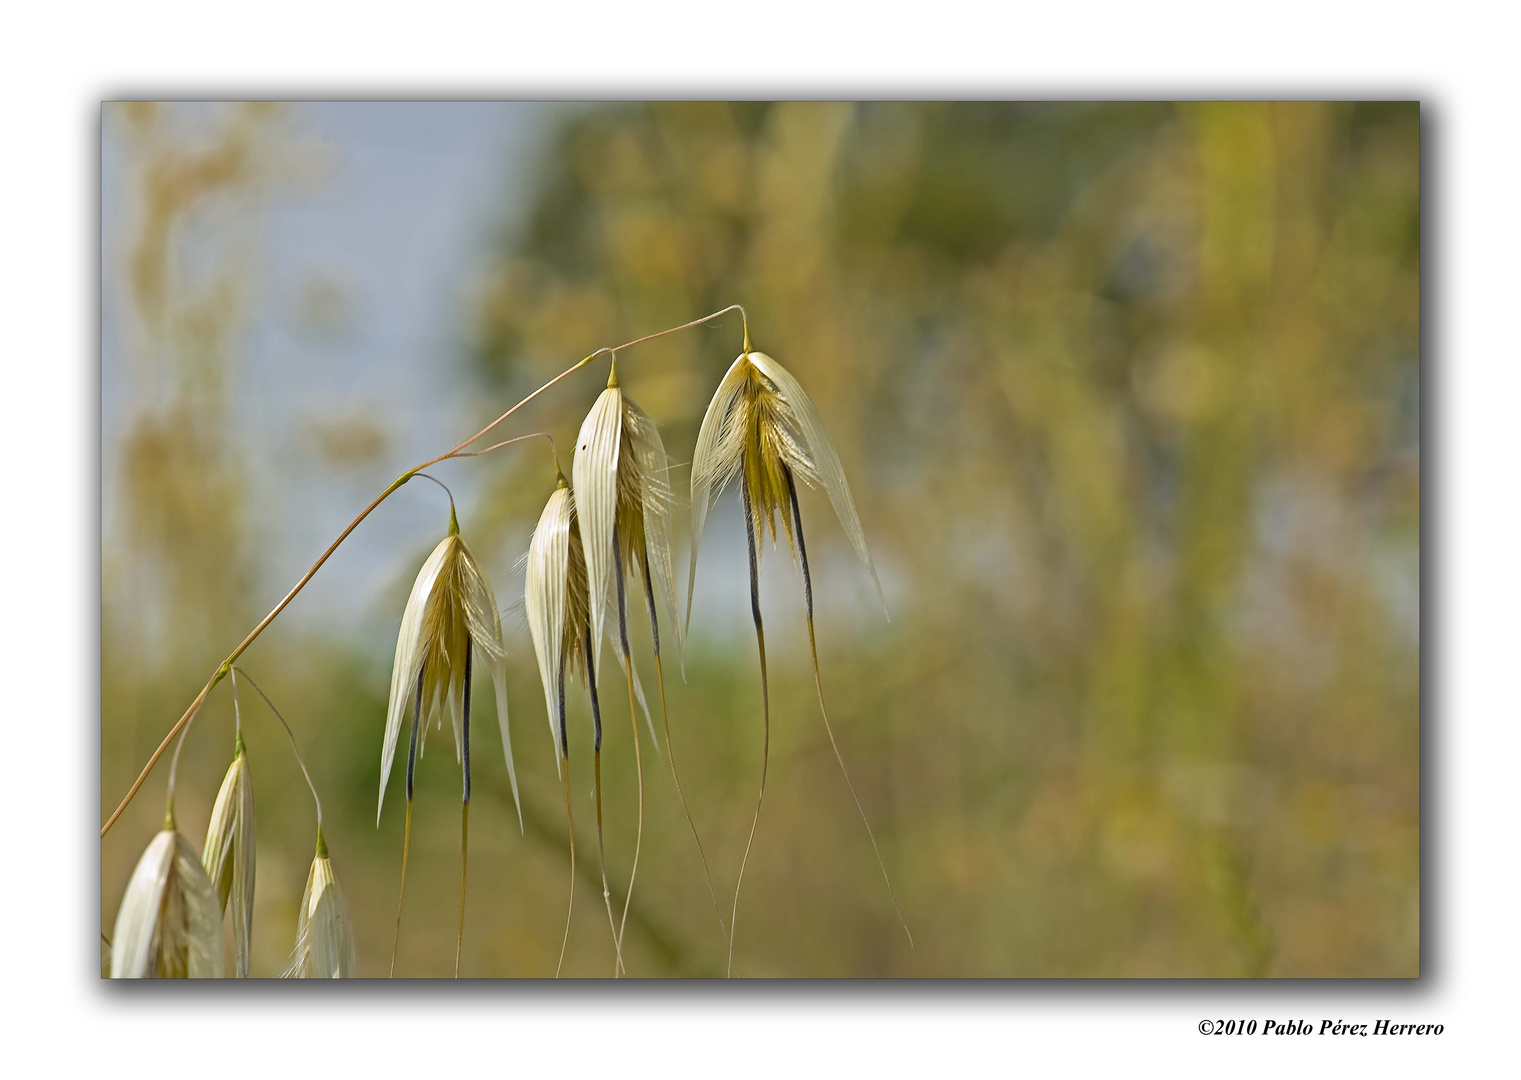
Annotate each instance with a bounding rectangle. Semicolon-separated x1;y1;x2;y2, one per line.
228;667;356;978
525;467;625;975
283;833;356;979
110;704;222;978
689;339;909;974
378;482;516;977
104;305;904;977
574;358;728;967
201;678;254;977
110;822;223;979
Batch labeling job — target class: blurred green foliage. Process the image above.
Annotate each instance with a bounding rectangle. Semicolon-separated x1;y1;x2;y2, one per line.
103;102;1418;977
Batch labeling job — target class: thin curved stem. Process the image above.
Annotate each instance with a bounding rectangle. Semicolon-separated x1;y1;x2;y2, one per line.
605;304;750;365
586;625;625;978
555;655;575;978
729;467;769;978
455;804;470;978
435;299;744;463
449;431;558;463
389;670;424;978
643;558;727;947
455;639;473;979
430;354;604;465
103;470;411;838
163;675;203;827
102;305;750;840
231;666;243;738
616;660;644;973
411;472;456;516
613;528;645;966
786;468;912;949
233;666;323;835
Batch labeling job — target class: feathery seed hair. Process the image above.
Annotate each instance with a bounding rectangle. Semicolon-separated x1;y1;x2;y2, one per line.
572;362;730;956
573;363;683;674
282;834;356;978
686;346;905;974
111;827;223;978
688;350;883;628
380;504;517;977
378;512;519;827
525;474;592;756
525;473;608;975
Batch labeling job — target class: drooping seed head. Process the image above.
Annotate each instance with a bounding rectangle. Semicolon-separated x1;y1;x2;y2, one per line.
110;827;223;978
525;475;591;758
573;365;682;670
688;350;884;629
281;836;355;979
379;516;519;827
202;738;255;977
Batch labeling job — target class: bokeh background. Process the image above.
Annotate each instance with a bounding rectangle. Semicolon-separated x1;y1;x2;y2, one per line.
101;101;1419;978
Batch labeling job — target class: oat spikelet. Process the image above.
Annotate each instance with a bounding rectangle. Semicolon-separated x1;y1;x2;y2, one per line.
202;735;255;977
574;364;692;970
574;363;684;676
688;350;884;631
525;474;596;975
110;826;223;978
573;380;623;678
381;505;514;976
282;834;356;978
378;509;519;829
688;346;900;973
525;476;590;763
624;396;684;667
525;475;626;974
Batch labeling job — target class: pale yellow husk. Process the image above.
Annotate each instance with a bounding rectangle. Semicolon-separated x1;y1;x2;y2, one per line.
110;829;223;978
202;746;255;977
573;385;623;676
281;848;355;978
688;350;884;629
379;529;519;828
623;395;683;666
572;376;679;736
525;479;590;759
